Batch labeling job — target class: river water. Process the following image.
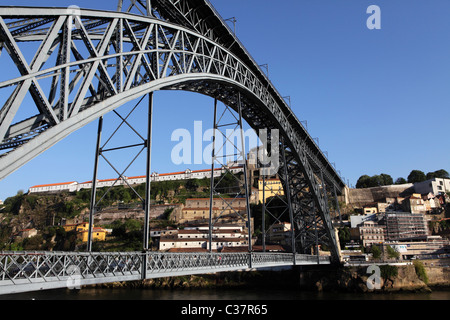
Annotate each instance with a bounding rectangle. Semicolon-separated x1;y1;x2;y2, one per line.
2;286;449;300
1;287;448;319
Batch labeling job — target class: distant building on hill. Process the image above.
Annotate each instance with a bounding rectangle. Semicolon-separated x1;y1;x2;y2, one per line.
28;166;243;194
414;178;450;196
62;222;108;242
154;224;254;252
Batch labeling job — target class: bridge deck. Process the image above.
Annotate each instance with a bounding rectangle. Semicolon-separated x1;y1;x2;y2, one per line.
0;251;329;295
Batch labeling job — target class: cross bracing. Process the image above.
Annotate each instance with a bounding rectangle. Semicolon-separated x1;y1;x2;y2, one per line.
0;1;345;262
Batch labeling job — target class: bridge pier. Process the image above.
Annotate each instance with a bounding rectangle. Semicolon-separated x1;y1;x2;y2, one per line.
87;116;103;252
143;92;153;251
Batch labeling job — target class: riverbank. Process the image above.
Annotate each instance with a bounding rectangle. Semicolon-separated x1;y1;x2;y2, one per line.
298;262;450;293
89;261;450;294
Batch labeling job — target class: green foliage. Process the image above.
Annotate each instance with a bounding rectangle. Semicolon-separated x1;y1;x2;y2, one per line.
3;193;25;215
214;172;243;194
426;169;450;180
407;170;427;183
103;219;144;251
413;260;428;284
357;168;449;187
394;177;407;185
380;265;398;279
356;174;393;188
185;179;199;191
371;245;381;259
338;226;350;247
162;207;175;220
386;245;400;259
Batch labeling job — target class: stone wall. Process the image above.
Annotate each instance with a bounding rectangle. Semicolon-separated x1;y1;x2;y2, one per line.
344;184;414;206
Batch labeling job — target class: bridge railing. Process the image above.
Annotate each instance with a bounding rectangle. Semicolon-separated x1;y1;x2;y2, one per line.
0;251;330;294
0;251;144;285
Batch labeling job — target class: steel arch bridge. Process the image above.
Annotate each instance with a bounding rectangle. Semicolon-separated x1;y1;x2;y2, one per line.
0;0;346;294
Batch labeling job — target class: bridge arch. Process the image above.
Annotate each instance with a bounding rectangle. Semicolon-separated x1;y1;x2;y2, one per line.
0;5;344;260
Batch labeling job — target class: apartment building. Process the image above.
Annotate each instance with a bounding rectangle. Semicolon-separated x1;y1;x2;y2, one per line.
174;198;251;228
357;221;385;247
415;178;450;195
258;179;284;203
385;212;428;241
157;225;251;251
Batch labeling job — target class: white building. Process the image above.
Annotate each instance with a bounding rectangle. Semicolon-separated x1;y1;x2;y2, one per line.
29;181;78;193
28;166;244;194
157;225;249;251
415;178;450;196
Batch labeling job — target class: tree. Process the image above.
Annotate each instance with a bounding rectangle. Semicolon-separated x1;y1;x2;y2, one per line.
407;170;426;183
371;245;381;259
356;175;372;188
386;245;400;259
395;177;407;185
379;173;393;186
185;179;199;191
356;174;393;188
426;169;450;180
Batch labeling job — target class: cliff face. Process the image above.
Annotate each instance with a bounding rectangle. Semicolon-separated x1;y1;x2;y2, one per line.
298;264;449;293
90;264;449;293
425;265;450;288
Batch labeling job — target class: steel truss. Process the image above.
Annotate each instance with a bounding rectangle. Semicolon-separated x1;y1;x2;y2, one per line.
259;136;296;255
86;93;153;252
0;1;346;262
208;95;252;252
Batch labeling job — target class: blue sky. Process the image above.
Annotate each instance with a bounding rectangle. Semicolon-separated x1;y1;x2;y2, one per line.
0;0;449;200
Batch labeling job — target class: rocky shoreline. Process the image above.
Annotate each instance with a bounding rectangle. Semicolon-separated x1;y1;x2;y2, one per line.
88;263;450;294
298;264;449;293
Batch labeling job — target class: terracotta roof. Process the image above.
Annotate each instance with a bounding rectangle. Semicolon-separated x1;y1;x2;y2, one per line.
182;207;246;211
167;248;211;253
127;175;146;180
185;198;247;201
221;245;285;253
30;181;76;188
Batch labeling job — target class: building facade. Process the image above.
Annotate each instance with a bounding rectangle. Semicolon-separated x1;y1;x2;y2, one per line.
156;225;251;251
62;222;108;242
358;221;385;247
414;178;450;196
385;212;428;241
174;198;251;229
258;179;284;203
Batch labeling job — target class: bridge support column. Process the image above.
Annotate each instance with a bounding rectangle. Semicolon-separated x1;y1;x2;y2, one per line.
208;98;217;253
333;185;343;226
261;172;266;252
143;92;153;251
237;93;252;254
280;138;296;265
87;116;103;252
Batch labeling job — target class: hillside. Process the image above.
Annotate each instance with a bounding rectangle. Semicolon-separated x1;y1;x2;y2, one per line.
0;173;245;251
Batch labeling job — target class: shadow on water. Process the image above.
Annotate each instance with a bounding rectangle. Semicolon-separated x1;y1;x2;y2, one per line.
1;287;449;300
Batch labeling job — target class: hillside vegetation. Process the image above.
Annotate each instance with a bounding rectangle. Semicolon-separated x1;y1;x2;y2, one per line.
0;173;245;251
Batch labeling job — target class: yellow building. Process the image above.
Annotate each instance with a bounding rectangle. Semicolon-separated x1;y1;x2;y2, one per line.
63;221;90;233
63;222;107;242
77;227;107;242
258;179;284;203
